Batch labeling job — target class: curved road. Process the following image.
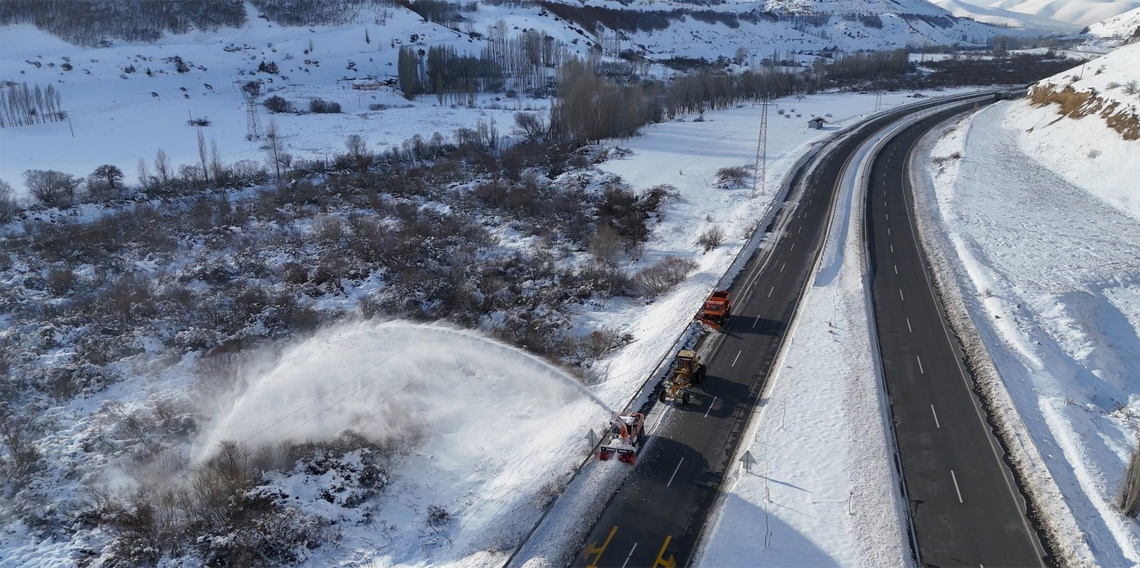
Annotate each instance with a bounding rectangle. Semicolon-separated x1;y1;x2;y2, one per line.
866;103;1048;567
565;94;1008;568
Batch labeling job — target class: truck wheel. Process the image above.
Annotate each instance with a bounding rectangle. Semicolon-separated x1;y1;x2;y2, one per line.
659;390;667;403
682;392;691;405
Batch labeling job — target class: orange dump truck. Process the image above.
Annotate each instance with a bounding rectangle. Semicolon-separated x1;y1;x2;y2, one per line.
698;290;731;330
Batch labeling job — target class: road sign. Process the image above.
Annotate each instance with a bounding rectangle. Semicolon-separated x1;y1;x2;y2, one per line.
740;450;757;472
587;429;598;448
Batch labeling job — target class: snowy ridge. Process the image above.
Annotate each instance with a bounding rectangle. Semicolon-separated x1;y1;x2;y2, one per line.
932;0;1081;32
995;0;1140;27
1088;7;1140;40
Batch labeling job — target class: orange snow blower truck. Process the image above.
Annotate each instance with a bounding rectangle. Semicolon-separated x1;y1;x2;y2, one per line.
697;290;731;330
598;413;646;464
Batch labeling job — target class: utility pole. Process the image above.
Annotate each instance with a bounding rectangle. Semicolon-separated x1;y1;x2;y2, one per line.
752;98;769;198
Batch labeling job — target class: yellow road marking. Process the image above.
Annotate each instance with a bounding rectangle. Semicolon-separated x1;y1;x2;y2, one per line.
654;536;676;568
584;525;618;568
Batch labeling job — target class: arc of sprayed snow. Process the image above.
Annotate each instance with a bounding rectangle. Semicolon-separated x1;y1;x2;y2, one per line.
205;321;614;455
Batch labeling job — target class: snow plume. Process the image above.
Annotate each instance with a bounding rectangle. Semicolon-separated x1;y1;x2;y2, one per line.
193;320;611;462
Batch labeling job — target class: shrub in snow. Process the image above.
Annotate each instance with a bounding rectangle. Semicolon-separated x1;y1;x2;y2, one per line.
1121;436;1140;517
697;225;725;252
46;267;75;296
308;98;342;114
0;415;44;490
427;505;452;527
715;165;750;188
634;256;698;297
264;95;294;114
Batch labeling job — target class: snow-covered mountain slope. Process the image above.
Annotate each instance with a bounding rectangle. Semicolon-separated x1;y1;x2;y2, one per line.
1023;41;1140;193
933;0;1081;32
995;0;1140;27
1088;6;1140;39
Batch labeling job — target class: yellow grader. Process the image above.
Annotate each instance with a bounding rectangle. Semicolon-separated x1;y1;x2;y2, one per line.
659;349;706;406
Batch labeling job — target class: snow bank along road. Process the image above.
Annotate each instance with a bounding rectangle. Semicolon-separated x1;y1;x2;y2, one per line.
867;104;1049;566
562;92;997;568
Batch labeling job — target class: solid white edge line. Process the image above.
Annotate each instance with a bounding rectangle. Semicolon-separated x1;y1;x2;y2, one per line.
951;469;964;503
667;458;685;487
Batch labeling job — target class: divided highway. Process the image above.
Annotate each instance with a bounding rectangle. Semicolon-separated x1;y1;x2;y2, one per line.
866;104;1048;566
566;94;995;568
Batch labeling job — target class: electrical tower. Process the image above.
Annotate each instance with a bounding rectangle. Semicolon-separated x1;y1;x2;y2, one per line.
753;98;769;198
236;80;263;140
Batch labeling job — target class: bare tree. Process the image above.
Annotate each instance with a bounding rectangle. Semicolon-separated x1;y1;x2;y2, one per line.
137;158;152;192
154;148;172;189
264;120;289;183
514;112;545;140
209;139;225;184
24;169;80;207
93;164;124;191
197;128;209;185
345;134;371;173
0;179;15;220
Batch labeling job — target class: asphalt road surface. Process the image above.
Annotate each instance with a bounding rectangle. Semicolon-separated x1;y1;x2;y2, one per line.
866;104;1048;567
571;95;992;568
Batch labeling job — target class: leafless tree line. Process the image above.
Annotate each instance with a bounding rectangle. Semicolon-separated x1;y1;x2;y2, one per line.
0;82;64;128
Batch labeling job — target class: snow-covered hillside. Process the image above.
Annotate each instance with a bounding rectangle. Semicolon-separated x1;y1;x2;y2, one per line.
1089;6;1140;40
992;0;1140;27
933;0;1080;32
911;41;1140;566
1022;42;1140;206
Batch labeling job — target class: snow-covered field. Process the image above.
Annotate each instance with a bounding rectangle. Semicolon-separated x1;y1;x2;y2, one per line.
0;11;560;194
911;48;1140;566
